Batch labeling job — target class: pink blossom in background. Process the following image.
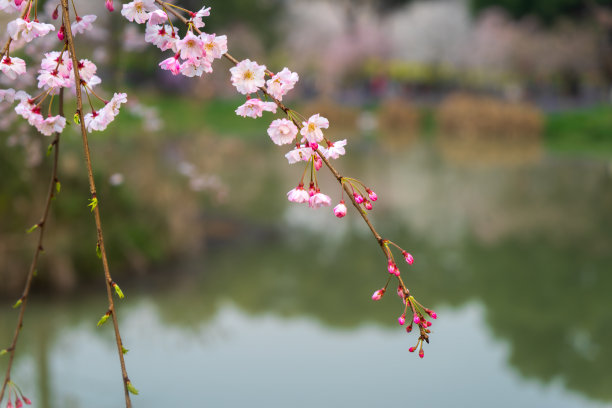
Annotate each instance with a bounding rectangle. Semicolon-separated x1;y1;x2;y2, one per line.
71;14;97;35
7;18;55;43
229;59;266;95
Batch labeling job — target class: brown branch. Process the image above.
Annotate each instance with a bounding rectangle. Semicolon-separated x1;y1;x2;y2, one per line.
58;1;132;407
0;89;63;403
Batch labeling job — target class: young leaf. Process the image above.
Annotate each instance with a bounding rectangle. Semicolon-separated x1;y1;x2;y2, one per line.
97;313;110;327
88;197;98;212
26;224;39;234
73;112;80;124
127;381;139;395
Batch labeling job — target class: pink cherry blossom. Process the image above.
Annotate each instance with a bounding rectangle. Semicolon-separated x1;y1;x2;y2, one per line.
84;110;112;132
177;31;204;60
159;55;181;75
191;6;211;29
147;9;167;25
37;69;71;90
41;51;72;78
265;67;299;101
202;34;227;62
300;114;329;144
314;155;322;170
121;0;156;24
0;88;28;102
287;185;309;203
333;201;347;218
0;0;24;13
321;139;346;159
267;118;297;145
308;190;331;209
36;114;66;136
180;57;211;77
285;145;312;164
1;56;27;80
145;24;179;52
229;59;266;95
105;93;128;116
7;18;55;42
71;14;97;35
235;98;277;119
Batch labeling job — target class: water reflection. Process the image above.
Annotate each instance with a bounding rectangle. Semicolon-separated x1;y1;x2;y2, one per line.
1;140;611;407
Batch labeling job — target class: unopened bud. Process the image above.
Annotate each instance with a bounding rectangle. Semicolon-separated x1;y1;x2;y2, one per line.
419;349;424;359
57;25;65;41
408;346;416;353
413;314;420;325
405;324;413;333
23;397;31;405
398;314;406;326
364;201;373;210
314;156;322;171
366;188;378;202
52;7;59;19
402;251;414;265
371;289;385;301
353;193;364;204
105;0;114;11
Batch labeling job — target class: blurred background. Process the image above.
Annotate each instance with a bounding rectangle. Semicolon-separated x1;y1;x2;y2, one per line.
1;0;612;407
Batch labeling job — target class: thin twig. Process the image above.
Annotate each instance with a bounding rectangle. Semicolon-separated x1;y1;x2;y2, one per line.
59;1;132;406
0;89;63;403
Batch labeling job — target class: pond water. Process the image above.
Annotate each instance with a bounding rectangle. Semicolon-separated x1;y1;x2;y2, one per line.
1;137;611;407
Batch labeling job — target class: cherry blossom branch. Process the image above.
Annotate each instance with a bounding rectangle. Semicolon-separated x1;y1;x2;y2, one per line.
0;89;63;406
59;1;133;406
155;0;435;354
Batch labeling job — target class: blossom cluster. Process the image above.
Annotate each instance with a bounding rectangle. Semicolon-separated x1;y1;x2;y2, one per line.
0;0;127;136
121;0;227;77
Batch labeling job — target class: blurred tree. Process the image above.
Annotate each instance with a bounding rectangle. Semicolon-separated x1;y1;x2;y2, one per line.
470;0;612;24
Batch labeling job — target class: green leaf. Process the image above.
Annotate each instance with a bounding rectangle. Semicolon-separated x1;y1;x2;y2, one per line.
73;112;80;124
12;298;22;309
46;143;53;156
0;349;7;356
127;381;139;395
113;283;125;299
88;197;98;212
26;224;39;234
55;181;61;194
122;346;129;354
96;243;102;259
97;313;110;327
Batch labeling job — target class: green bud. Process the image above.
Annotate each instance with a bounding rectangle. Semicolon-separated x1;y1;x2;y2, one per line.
113;283;125;299
87;197;98;212
96;243;102;259
46;143;53;156
26;224;39;234
12;298;23;309
73;112;80;124
0;349;7;356
122;346;129;354
97;312;110;327
56;181;61;194
127;381;139;395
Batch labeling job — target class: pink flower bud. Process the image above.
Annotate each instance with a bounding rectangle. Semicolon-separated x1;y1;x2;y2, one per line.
354;193;364;204
57;26;65;41
402;251;414;265
52;7;59;19
405;324;413;333
430;311;437;319
22;397;31;405
426;320;432;327
387;260;396;274
333;201;347;218
397;285;405;298
314;156;322;171
15;398;23;408
8;399;14;408
413;314;420;325
14;0;24;6
398;314;406;325
309;142;318;151
408;346;416;353
364;201;373;210
367;189;378;201
371;289;385;301
419;349;424;359
308;183;315;197
105;0;114;11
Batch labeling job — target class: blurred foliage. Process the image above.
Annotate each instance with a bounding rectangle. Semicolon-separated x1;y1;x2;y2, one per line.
545;105;612;155
471;0;612;23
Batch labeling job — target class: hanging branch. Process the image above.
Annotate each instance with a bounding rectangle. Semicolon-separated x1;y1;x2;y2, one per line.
58;0;133;406
0;88;64;404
